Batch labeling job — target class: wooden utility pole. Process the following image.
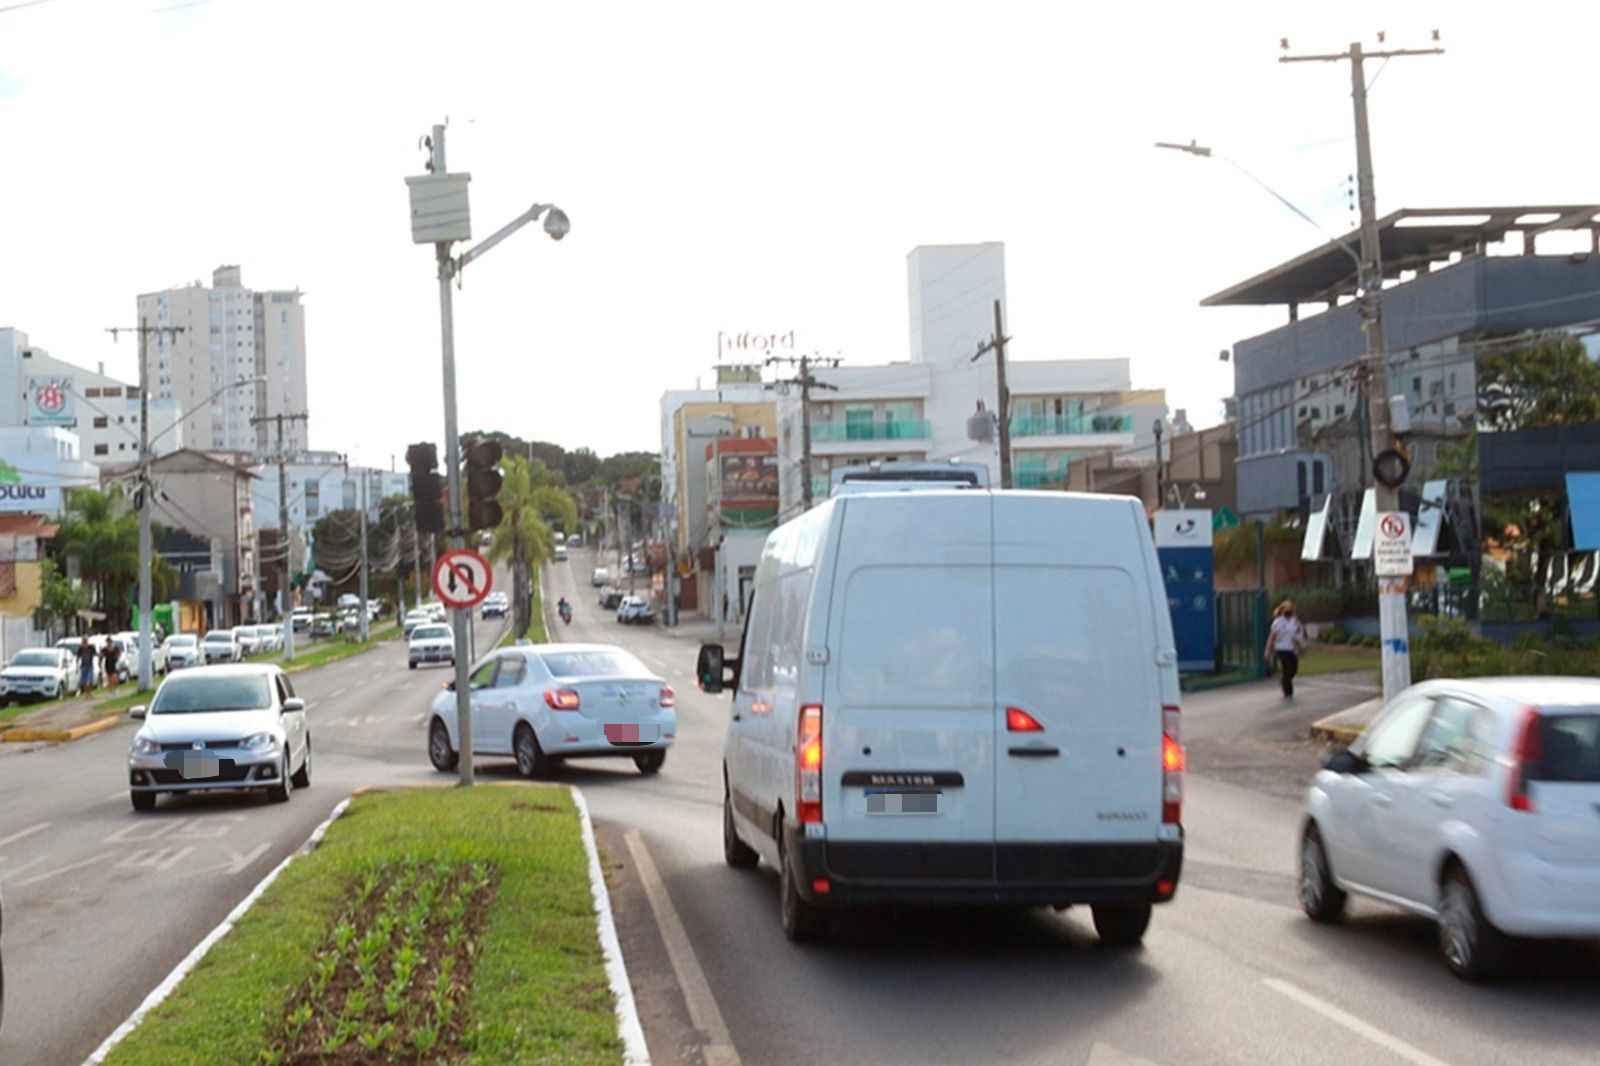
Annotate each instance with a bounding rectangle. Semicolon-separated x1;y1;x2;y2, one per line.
766;353;841;510
972;299;1013;489
1280;33;1443;700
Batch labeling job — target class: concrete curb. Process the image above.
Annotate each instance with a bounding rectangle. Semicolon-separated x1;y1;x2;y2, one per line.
1;711;126;744
1309;719;1364;745
572;786;651;1066
81;795;355;1065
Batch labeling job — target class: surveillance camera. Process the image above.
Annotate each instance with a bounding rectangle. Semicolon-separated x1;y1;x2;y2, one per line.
543;207;570;242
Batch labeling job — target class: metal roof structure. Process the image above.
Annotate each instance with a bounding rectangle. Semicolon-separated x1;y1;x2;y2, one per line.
1202;206;1600;307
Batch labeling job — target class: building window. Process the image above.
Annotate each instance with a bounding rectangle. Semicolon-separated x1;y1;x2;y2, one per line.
1313;461;1325;496
1412;377;1423;395
93;416;108;429
1334;404;1346;417
93;443;108;456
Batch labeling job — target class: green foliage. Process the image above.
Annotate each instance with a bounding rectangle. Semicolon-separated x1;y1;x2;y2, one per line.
36;557;87;634
1409;615;1600;681
1214;521;1299;573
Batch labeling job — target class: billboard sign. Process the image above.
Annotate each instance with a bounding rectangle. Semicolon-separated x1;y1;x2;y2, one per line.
719;453;777;500
0;458;62;514
1155;509;1215;673
26;376;75;426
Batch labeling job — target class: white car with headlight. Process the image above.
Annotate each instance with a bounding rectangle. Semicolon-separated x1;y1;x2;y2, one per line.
408;623;455;670
164;634;201;670
427;644;674;779
0;648;77;703
126;665;310;812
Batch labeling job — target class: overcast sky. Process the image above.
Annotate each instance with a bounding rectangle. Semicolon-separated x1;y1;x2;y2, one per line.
3;0;1595;469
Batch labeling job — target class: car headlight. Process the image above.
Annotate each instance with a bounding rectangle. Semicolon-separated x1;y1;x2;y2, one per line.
241;731;277;751
132;734;161;755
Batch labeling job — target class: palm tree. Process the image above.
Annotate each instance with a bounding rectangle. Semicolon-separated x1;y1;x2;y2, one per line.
486;457;578;637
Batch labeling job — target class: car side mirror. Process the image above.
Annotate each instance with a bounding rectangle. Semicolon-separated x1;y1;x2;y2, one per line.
1323;747;1367;774
281;697;306;714
129;705;147;720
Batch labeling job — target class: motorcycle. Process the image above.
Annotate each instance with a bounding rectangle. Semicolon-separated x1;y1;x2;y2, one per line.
558;602;573;625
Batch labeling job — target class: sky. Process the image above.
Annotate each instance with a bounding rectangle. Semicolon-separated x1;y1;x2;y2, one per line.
3;0;1598;470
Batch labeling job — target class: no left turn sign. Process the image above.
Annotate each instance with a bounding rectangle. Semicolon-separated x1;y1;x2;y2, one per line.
433;548;493;609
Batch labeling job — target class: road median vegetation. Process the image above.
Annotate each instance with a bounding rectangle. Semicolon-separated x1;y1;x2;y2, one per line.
102;786;620;1066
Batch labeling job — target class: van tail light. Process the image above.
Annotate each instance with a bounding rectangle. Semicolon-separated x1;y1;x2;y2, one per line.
1006;706;1044;732
659;685;676;708
796;704;823;825
1162;705;1184;825
1507;706;1541;813
544;688;582;711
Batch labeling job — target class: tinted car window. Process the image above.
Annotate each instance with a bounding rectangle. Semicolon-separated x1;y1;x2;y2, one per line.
494;657;527;689
1413;698;1495;774
1533;712;1600;783
153;676;272;714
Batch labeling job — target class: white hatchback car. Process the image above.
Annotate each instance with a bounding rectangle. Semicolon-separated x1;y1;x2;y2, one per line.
427;644;674;778
1301;677;1600;980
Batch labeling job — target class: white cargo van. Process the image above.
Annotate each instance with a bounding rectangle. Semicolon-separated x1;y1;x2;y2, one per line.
699;490;1184;943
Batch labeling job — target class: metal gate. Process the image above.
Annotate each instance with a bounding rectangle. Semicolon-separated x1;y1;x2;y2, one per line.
1215;589;1269;678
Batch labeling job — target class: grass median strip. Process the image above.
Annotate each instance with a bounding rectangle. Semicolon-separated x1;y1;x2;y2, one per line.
102;786;621;1066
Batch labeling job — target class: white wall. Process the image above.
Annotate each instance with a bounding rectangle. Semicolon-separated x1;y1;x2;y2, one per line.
908;243;1007;367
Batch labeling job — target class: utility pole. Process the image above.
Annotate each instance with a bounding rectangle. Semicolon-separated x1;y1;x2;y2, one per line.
411;513;422;609
971;299;1013;489
342;454;372;644
105;320;185;692
766;352;840;510
1281;33;1443;700
251;411;309;661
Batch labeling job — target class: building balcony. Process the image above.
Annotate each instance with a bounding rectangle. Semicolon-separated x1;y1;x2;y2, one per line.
810;418;931;444
1010;414;1132;437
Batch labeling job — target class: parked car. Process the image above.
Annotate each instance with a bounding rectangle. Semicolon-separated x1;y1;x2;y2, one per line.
164;634;202;670
616;596;655;625
115;631;170;676
701;490;1183;943
408;623;455;670
427;644;673;778
0;647;78;703
201;629;242;664
567;533;583;548
291;610;313;633
1300;677;1600;980
402;611;432;638
233;625;263;658
591;567;609;588
311;614;335;638
125;664;310;811
598;587;625;610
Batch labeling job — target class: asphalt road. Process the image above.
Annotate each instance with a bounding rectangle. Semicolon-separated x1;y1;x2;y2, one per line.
552;546;1600;1066
0;608;505;1066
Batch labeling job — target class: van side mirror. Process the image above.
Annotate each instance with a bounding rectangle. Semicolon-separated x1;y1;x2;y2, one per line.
1323;747;1367;774
129;705;147;720
697;644;738;694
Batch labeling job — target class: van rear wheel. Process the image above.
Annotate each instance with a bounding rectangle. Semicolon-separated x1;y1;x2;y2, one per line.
1091;904;1151;947
779;832;824;943
723;785;758;870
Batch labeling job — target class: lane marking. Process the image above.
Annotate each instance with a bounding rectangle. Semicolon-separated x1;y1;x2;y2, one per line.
624;828;739;1066
325;687;348;700
1263;978;1454;1066
0;856;47;884
17;851;116;888
0;821;50;850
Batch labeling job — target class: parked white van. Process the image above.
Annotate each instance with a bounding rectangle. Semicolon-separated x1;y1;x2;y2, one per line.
699;490;1185;943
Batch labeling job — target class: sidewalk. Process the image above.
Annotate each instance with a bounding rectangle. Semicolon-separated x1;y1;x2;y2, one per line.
653;613;738;646
1309;695;1383;744
0;684;133;743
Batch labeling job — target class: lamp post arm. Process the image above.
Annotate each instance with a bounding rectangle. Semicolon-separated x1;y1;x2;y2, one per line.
456;203;555;274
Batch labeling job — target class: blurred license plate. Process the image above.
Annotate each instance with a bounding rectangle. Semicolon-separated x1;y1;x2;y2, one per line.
604;723;640;743
164;752;220;779
867;791;939;815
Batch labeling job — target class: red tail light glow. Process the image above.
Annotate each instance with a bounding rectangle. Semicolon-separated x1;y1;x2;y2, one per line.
796;704;823;824
1006;706;1044;732
544;688;581;711
1162;704;1183;825
1508;706;1541;813
659;685;676;708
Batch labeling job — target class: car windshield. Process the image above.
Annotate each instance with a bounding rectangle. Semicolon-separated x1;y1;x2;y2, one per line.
413;625;451;640
542;650;650;679
167;636;197;647
11;651;58;667
203;631;232;643
151;675;273;714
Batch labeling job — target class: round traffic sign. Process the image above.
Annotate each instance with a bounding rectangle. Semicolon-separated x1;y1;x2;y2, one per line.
1379;513;1406;539
432;549;493;609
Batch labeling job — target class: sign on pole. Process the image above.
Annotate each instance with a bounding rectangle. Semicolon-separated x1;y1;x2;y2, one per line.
432;548;493;610
1153;509;1216;674
1374;512;1413;577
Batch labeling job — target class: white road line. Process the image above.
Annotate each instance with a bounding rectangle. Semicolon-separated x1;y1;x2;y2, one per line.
17;852;116;888
1263;978;1454;1066
624;829;739;1066
0;856;47;884
0;821;50;850
325;687;347;701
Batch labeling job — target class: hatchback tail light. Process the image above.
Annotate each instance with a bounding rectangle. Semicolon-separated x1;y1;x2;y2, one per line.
1162;705;1184;825
1507;706;1541;812
544;688;582;711
796;704;823;825
659;685;676;708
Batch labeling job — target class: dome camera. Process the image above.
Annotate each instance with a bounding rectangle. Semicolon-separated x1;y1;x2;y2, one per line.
543;207;570;242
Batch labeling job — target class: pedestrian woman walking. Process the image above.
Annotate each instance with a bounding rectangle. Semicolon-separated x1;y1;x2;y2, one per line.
1264;600;1308;699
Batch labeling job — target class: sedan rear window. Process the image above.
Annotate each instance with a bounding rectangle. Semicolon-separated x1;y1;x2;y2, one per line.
153;675;273;714
542;650;648;679
1533;713;1600;783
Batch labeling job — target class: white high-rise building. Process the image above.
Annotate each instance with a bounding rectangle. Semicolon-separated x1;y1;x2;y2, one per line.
137;265;309;457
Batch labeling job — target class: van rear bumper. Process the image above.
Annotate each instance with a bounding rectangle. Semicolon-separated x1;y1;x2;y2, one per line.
787;831;1183;907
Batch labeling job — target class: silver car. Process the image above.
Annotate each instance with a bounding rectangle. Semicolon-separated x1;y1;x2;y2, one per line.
126;665;311;812
164;633;201;670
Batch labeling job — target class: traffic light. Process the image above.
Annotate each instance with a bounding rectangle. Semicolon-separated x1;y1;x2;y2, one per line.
464;438;504;531
406;442;445;534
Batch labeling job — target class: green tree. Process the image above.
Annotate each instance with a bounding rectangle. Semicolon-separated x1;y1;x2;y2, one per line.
55;487;140;628
486;458;578;636
36;557;87;637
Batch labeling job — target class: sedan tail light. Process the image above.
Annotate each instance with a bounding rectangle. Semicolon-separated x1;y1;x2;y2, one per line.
544;688;582;711
659;685;676;708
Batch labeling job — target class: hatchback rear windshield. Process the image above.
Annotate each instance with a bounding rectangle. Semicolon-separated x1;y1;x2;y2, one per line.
1533;713;1600;783
542;650;648;679
153;675;272;714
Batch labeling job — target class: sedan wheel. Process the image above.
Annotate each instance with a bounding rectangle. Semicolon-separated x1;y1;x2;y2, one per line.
634;750;666;775
428;718;459;772
1299;827;1347;923
291;737;312;788
1439;867;1506;981
514;724;552;778
130;791;157;813
267;754;291;803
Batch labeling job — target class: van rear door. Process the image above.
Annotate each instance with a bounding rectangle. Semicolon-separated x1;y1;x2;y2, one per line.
823;494;996;855
991;494;1165;849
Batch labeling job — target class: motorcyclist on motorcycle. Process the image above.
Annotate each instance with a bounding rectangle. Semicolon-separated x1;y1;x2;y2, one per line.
557;597;572;624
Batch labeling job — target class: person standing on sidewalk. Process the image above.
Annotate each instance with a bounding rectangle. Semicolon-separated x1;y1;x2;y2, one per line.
76;637;97;694
1265;600;1308;699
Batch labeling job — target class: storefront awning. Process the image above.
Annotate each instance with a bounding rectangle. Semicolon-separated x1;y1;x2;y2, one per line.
1568;472;1600;550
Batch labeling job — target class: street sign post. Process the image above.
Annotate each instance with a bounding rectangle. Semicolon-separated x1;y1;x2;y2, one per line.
1374;512;1413;577
433;548;493;610
1373;512;1413;699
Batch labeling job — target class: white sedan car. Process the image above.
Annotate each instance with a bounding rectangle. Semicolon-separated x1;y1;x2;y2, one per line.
1301;677;1600;980
427;644;674;778
164;634;202;670
0;648;78;703
126;665;310;811
202;629;242;664
408;623;455;669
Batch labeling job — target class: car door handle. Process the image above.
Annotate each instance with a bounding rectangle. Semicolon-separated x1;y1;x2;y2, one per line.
1008;746;1060;758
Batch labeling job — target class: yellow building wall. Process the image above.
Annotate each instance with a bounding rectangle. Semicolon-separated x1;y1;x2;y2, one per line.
0;560;44;618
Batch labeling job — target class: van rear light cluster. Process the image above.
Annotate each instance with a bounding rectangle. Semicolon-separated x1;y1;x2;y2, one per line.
1006;706;1044;732
1162;705;1184;825
659;685;676;708
796;704;823;824
1507;706;1542;812
544;688;581;711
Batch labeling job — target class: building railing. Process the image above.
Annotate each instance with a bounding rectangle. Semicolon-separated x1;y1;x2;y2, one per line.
1014;468;1068;489
809;418;932;443
1010;414;1132;437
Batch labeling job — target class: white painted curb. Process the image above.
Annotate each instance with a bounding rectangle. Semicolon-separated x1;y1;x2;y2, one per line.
572;785;651;1066
81;797;354;1066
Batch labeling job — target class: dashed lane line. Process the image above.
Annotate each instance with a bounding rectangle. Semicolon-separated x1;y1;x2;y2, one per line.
0;821;51;850
1263;978;1454;1066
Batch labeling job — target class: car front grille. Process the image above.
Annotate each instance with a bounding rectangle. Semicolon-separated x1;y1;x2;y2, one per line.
159;739;245;752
